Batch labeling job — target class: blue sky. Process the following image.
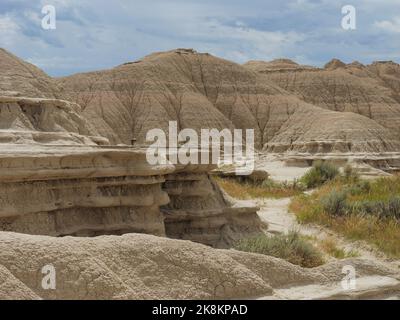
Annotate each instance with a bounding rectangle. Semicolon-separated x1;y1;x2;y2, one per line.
0;0;399;76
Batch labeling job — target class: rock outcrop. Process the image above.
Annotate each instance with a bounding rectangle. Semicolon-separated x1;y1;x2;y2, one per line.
0;232;398;299
163;171;261;247
0;96;262;246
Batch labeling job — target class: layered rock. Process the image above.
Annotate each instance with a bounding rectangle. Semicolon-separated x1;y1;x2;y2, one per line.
163;171;261;248
0;96;261;246
56;49;400;162
247;58;400;141
3;47;400;162
0;97;172;237
56;48;328;150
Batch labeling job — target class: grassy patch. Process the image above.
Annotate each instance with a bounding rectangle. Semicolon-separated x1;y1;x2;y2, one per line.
290;176;400;258
318;238;359;259
234;231;324;267
214;176;304;199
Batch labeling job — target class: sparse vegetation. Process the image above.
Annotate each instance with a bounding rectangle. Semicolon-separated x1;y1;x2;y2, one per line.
214;176;304;199
320;189;347;216
290;176;400;258
234;231;324;268
300;161;339;188
318;238;359;259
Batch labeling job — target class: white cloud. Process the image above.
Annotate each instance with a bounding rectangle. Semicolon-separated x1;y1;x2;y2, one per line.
374;17;400;33
189;19;304;63
0;15;20;45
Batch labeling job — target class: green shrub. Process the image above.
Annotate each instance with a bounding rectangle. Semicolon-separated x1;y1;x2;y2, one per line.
261;179;280;189
234;231;324;268
320;190;348;216
353;196;400;220
347;180;371;196
301;161;339;188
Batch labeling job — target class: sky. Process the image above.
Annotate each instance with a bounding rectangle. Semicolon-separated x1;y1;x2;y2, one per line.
0;0;399;76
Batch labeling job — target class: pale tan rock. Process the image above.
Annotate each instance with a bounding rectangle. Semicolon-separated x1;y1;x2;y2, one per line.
247;58;400;146
0;232;398;300
0;49;59;98
163;172;262;248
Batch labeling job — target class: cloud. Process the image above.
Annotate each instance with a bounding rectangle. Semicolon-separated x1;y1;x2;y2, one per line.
374;17;400;33
0;0;398;76
0;14;21;46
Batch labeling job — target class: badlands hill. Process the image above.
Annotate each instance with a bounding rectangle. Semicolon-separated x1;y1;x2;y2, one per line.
0;49;58;99
1;48;400;156
55;49;400;154
244;58;400;144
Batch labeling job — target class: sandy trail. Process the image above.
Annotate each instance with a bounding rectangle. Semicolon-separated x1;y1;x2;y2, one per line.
256;195;400;299
257;195;398;264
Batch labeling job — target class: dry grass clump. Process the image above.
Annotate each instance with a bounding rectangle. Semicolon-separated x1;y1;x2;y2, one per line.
234;231;324;268
318;238;359;259
214;176;303;199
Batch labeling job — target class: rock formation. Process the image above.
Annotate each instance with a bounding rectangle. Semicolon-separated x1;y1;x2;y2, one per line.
0;232;398;299
246;57;400;143
163;171;261;247
0;95;262;247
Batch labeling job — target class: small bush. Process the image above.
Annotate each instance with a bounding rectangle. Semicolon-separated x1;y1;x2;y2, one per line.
347;180;371;196
301;161;339;188
234;231;324;268
320;190;348;216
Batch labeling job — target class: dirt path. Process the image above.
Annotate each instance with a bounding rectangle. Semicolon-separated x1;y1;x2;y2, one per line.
255;195;400;299
257;198;400;268
257;196;399;264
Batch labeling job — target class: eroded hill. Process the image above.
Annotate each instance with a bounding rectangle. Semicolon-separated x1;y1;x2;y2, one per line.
2;48;400;157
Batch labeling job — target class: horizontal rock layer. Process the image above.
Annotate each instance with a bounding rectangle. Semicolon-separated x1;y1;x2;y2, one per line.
163;172;262;248
0;97;261;247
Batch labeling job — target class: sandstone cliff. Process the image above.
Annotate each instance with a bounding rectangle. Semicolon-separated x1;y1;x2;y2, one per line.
0;95;262;247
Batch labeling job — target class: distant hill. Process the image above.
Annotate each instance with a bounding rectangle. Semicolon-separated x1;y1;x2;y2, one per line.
2;47;400;153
